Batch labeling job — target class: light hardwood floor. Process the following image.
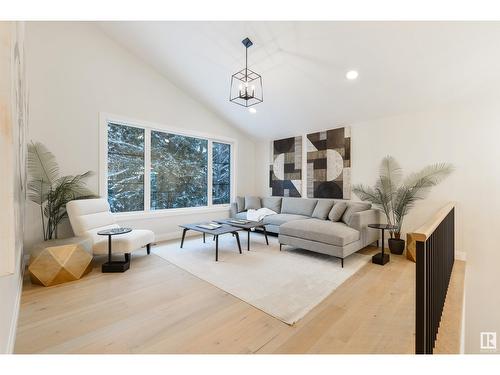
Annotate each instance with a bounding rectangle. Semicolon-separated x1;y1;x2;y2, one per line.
15;236;465;354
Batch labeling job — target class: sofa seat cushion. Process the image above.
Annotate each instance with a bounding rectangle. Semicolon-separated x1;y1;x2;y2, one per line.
280;219;360;247
262;214;310;226
92;229;155;255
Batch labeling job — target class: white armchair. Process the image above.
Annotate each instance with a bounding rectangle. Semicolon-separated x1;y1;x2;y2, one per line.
66;198;154;259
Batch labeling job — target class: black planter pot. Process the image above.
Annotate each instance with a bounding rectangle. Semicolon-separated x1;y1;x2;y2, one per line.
388;238;405;255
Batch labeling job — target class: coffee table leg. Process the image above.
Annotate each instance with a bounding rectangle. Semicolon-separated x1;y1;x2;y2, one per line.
203;232;205;243
235;232;242;254
215;235;219;261
247;229;250;251
180;228;188;248
262;225;269;245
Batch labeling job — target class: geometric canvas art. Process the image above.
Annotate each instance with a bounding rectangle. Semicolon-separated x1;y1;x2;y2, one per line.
306;127;351;199
269;136;302;197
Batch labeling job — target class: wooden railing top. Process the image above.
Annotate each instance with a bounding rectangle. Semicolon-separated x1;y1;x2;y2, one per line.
411;202;456;242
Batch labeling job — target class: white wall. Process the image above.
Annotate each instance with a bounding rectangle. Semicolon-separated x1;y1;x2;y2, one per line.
255;93;500;354
0;21;27;354
24;22;257;248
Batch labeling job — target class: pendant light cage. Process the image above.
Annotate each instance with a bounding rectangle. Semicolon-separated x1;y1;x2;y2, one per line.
229;37;263;107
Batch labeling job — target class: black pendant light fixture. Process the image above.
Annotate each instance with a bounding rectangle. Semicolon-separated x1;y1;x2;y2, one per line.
229;37;263;107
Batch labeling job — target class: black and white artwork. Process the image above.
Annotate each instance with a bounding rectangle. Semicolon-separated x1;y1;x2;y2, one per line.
306;127;351;199
269;136;302;197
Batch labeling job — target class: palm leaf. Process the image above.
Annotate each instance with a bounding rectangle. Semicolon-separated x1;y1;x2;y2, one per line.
27;141;59;185
404;163;454;188
27;142;60;206
352;184;382;205
379;155;403;190
353;183;393;226
27;179;50;205
393;163;453;232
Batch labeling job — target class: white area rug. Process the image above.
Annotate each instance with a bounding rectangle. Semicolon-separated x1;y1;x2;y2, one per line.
154;233;370;325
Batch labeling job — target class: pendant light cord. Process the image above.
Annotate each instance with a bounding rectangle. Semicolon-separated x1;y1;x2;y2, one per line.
245;45;248;82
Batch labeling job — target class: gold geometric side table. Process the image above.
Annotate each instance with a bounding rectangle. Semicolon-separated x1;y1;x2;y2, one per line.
28;237;93;287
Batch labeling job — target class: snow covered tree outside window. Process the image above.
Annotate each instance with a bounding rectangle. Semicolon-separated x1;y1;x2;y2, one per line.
212;142;231;205
151;131;208;209
106;122;232;213
107;123;145;212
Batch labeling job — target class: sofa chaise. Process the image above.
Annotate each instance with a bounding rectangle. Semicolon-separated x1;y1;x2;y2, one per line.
230;196;381;267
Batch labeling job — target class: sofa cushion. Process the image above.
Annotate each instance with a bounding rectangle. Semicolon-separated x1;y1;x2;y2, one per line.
236;196;245;213
342;202;372;225
244;196;262;210
280;219;360;247
281;198;318;216
263;214;310;226
261;197;282;213
311;199;335;220
328;201;348;222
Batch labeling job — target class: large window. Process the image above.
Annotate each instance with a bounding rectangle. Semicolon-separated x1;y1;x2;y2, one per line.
107;123;145;213
212;142;231;205
104;120;233;213
151;131;208;209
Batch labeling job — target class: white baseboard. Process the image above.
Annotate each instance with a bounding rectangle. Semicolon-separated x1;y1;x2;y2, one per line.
6;252;27;353
455;251;466;261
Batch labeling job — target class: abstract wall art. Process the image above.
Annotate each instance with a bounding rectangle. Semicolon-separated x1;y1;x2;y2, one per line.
306;127;351;199
269;136;302;197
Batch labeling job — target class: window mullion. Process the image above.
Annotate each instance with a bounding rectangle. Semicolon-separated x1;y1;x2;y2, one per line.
144;128;151;211
207;140;213;207
230;143;234;204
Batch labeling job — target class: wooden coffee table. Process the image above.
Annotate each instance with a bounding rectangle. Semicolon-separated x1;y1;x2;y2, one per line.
216;219;269;251
179;223;242;261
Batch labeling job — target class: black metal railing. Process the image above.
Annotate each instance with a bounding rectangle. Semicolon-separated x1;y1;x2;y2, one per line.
414;205;455;354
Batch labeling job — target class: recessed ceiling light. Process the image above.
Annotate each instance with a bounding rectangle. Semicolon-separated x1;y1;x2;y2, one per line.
346;70;359;80
248;107;257;114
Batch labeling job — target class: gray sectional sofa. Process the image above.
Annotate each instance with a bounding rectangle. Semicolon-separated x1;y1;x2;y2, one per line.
230;196;382;267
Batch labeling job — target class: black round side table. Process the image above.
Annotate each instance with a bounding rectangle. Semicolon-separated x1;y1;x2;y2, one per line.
368;224;398;266
97;227;132;273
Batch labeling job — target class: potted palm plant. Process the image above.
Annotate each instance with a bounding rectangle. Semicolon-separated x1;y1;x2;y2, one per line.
353;156;453;255
27;141;95;240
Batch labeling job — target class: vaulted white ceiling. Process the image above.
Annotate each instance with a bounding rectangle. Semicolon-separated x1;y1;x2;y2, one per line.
99;21;500;139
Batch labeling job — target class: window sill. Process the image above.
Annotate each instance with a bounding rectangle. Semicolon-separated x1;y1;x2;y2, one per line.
113;205;231;221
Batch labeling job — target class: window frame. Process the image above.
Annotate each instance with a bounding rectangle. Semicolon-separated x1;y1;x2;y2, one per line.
99;113;237;218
